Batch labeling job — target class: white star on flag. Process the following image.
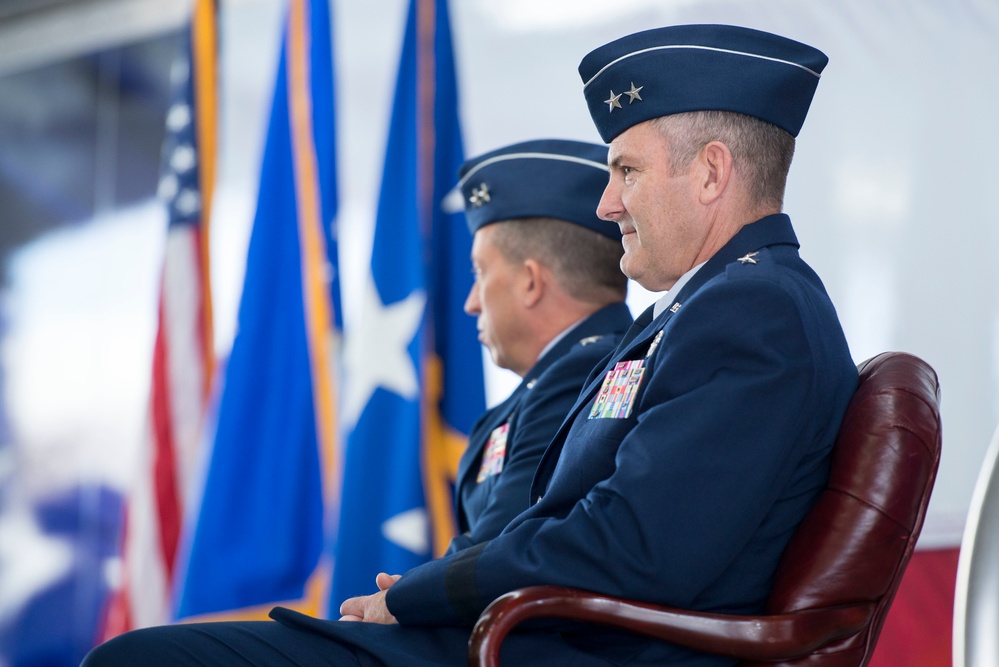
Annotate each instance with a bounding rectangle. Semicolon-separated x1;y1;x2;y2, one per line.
342;275;426;429
381;508;429;556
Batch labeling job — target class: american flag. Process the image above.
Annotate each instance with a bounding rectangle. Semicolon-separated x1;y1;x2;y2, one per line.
100;0;217;637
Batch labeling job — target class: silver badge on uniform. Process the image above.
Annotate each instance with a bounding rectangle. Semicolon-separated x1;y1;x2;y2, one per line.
645;329;664;358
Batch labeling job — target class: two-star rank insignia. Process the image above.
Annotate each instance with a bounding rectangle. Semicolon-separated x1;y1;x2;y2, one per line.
737;251;760;265
606;84;643;112
469;183;491;207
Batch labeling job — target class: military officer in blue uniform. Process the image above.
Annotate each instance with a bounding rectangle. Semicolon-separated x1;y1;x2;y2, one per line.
447;139;632;554
84;24;858;667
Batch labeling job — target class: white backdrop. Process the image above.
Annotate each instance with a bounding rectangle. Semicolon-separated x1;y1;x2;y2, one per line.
210;0;999;547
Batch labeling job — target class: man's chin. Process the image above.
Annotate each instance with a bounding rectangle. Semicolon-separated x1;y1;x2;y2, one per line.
620;256;641;283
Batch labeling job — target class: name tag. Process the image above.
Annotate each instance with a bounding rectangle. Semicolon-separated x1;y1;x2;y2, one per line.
589;359;646;420
477;423;509;482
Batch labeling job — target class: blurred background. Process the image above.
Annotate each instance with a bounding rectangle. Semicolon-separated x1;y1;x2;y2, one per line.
0;0;996;664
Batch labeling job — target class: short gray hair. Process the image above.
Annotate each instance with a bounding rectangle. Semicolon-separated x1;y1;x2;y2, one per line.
651;111;795;210
490;217;627;305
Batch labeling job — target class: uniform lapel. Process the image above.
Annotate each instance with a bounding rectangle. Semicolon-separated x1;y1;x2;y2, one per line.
455;386;525;504
457;303;633;511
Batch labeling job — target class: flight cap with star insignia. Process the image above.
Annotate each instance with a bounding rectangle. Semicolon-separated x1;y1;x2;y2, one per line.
455;138;621;240
578;24;829;143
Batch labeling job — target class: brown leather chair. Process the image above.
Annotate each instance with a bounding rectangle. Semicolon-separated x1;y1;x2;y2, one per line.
468;351;942;667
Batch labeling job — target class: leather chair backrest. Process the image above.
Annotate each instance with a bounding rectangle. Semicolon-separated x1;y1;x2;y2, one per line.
744;352;941;667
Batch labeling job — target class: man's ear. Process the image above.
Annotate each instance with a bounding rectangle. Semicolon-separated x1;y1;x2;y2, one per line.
698;140;734;205
521;258;546;308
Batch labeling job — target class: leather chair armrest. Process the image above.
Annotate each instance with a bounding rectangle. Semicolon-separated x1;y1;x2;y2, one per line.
468;585;874;667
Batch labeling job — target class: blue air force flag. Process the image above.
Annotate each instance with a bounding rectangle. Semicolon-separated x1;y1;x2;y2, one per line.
332;0;485;607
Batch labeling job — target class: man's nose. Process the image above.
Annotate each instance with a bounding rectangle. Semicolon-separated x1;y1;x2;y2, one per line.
464;281;480;315
596;179;623;222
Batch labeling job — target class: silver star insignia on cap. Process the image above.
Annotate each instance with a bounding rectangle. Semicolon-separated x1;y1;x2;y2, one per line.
469;183;491;207
624;82;643;103
604;90;623;112
737;252;760;265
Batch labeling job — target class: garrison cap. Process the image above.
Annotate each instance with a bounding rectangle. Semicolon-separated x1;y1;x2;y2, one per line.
579;24;828;142
457;139;620;240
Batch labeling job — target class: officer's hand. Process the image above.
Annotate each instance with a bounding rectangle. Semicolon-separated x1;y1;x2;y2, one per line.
338;573;401;624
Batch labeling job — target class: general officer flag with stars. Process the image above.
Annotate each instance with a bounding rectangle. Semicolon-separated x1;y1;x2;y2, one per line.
332;0;484;607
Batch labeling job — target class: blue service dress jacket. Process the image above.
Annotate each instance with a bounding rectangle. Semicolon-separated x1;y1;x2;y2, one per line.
271;214;859;666
447;302;633;555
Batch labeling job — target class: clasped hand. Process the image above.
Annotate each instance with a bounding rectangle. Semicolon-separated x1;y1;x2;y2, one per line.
338;572;400;624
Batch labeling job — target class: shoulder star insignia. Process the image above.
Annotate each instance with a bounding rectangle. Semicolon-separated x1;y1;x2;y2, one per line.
579;335;603;346
604;90;623;112
624;82;643;103
469;183;491;207
737;252;760;265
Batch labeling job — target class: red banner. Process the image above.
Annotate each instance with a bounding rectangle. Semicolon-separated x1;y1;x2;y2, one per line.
870;548;958;667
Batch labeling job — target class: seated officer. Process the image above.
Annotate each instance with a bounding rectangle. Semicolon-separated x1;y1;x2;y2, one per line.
448;139;632;554
83;24;857;667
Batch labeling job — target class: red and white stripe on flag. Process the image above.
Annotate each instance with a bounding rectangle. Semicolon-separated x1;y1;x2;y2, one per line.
100;0;217;639
104;225;212;633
